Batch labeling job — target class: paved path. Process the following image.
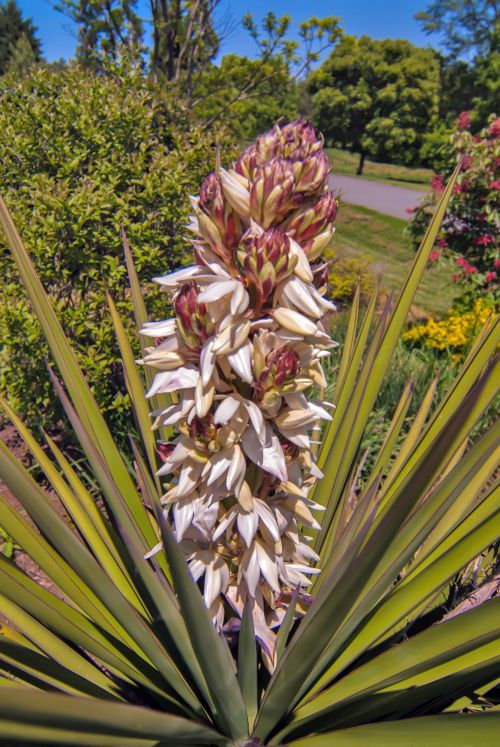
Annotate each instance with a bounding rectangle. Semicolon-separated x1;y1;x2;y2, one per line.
328;174;426;220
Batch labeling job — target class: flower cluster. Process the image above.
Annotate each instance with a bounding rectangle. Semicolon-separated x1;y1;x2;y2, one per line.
141;120;337;669
409;113;499;306
404;298;497;359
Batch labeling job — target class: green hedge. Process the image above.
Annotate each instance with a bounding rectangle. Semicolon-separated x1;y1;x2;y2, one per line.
0;62;233;439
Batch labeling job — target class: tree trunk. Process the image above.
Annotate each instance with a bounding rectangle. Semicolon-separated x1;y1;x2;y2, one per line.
356;150;366;176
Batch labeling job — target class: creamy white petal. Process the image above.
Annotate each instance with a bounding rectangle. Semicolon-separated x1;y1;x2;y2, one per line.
238;509;259;548
220;168;251;216
213;395;240;424
141;319;177;337
272;308;318;336
153;266;207;287
174;501;195;540
289;237;314;283
147;367;199;397
227;341;253;384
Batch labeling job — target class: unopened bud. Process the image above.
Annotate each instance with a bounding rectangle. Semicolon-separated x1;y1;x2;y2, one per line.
290;149;330;198
303;226;335;260
157;441;175;463
256;124;283;161
199;172;242;255
255;346;301;406
312;262;330;295
235;144;261;180
238;228;296;302
173;283;214;352
250;159;295;227
281;119;319;151
285;193;337;244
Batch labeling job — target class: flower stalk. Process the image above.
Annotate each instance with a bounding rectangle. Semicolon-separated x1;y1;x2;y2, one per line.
142;119;337;669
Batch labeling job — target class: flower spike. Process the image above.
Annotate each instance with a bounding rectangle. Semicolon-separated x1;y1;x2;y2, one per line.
142;118;337;671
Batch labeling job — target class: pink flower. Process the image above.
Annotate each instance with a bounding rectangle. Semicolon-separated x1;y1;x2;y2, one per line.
494;259;500;269
428;249;441;262
436;237;448;248
457;111;471;130
488;118;500;138
455;256;468;268
462;155;474;170
430;175;444;192
490;180;500;190
451;274;461;282
405;207;414;214
485;271;497;283
475;235;493;247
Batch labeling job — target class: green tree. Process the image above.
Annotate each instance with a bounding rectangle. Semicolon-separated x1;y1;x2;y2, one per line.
416;0;498;59
0;0;41;75
193;13;341;138
308;36;440;174
192;53;299;141
417;1;499;128
53;0;144;67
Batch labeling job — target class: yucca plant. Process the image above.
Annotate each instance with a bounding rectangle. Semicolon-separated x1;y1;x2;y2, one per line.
0;120;499;747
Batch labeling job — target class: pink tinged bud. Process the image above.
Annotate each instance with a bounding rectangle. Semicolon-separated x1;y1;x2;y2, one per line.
312;263;329;295
239;228;295;302
304;226;335;260
250;159;295;228
235;144;261;180
291;150;330;197
173;283;213;352
285;192;337;244
157;441;175;463
255;126;283;161
281;119;319;149
199;172;242;254
255;346;301;402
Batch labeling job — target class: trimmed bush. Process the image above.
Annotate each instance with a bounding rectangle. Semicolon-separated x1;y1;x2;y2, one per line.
0;62;232;437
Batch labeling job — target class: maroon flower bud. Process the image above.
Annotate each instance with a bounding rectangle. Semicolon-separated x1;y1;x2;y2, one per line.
285;192;337;243
173;283;214;352
255;125;283;161
255;346;301;405
280;438;299;463
250;158;295;227
198;172;241;261
235;144;261;180
290;149;330;198
157;441;175;463
312;262;329;295
238;228;296;303
281;119;319;150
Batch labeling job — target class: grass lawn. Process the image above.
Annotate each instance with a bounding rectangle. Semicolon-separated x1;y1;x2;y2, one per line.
326;148;434;191
333;203;457;316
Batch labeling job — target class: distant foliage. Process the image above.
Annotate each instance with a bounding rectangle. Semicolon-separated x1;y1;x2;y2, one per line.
0;63;230;436
192;54;300;141
0;0;41;75
308;36;440;173
408;114;499;305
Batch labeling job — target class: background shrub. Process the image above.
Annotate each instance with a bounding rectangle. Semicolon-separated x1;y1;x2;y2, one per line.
0;62;233;439
408;113;499;307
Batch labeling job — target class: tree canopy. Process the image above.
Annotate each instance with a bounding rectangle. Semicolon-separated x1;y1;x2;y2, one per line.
0;0;41;75
308;36;440;173
416;0;498;60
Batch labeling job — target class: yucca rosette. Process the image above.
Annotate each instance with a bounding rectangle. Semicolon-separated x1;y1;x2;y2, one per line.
141;119;337;670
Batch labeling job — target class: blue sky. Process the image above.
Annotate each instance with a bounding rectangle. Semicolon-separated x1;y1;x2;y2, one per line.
18;1;435;62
